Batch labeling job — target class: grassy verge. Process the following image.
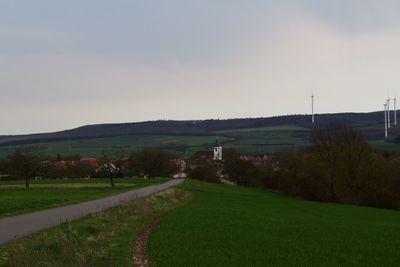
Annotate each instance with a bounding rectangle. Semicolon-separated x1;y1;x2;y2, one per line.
0;185;193;267
0;178;169;217
148;180;400;267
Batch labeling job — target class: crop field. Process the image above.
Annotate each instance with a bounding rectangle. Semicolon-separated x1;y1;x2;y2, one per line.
0;135;234;158
216;125;311;154
1;180;400;266
370;140;400;153
1;125;399;158
0;178;168;218
0;126;310;158
148;180;400;266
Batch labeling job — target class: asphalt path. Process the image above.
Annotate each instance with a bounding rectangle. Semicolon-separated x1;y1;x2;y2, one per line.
0;179;184;246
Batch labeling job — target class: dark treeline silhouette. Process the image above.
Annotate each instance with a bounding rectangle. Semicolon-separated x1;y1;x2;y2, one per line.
220;126;400;209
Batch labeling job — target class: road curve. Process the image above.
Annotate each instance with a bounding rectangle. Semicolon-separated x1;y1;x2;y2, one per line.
0;179;184;246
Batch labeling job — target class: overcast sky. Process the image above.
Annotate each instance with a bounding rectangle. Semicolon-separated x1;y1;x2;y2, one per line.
1;0;400;134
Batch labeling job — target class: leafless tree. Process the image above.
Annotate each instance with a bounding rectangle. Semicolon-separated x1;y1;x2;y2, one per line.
7;150;40;188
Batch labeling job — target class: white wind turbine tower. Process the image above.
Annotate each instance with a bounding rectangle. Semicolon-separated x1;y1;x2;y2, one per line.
387;98;391;128
311;94;315;124
384;103;388;138
394;94;397;126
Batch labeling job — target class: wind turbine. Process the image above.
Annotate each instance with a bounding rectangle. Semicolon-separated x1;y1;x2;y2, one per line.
387;98;391;128
311;94;315;124
394;94;397;126
384;103;388;139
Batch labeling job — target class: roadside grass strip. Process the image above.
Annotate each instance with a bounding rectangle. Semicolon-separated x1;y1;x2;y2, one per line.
0;187;193;267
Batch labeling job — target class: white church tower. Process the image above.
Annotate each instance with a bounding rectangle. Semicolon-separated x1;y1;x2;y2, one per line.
213;140;222;161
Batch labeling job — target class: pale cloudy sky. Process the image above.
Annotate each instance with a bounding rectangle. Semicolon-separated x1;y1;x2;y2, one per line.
1;0;400;134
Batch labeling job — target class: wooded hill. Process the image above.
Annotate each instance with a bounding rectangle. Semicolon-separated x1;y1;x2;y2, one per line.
0;111;391;147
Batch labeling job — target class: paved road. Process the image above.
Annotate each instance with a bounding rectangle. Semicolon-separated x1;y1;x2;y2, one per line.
0;179;184;246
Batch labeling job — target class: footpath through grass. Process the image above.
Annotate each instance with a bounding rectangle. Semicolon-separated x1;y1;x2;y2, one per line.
0;178;168;218
148;180;400;267
0;185;193;266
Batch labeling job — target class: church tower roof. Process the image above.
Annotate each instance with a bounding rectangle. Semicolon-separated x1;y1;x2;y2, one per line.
214;139;220;147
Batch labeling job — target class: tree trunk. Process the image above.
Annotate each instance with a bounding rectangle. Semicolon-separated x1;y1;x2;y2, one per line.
355;191;360;206
329;174;336;201
109;172;115;187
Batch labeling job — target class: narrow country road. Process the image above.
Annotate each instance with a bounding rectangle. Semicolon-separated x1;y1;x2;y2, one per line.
0;179;184;246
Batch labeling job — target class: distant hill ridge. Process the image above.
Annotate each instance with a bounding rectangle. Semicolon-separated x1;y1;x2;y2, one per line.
0;112;386;146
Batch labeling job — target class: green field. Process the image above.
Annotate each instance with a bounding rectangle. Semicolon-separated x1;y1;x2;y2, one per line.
1;180;400;266
0;126;311;158
0;186;193;267
0;135;234;158
148;180;400;266
216;125;310;154
2;124;400;158
0;178;168;217
370;140;400;153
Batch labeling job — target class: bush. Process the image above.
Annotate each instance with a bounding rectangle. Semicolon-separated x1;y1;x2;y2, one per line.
130;149;178;178
188;163;220;183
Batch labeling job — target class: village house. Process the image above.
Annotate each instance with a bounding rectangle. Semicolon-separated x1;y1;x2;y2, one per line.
240;154;273;166
170;159;187;178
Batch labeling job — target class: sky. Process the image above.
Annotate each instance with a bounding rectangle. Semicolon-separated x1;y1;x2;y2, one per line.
1;0;400;134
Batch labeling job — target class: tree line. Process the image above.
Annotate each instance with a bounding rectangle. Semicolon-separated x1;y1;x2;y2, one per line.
189;126;400;209
0;149;178;188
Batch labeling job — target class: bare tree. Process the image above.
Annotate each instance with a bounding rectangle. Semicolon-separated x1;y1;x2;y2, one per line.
7;150;40;188
98;152;119;187
310;126;340;201
334;127;384;205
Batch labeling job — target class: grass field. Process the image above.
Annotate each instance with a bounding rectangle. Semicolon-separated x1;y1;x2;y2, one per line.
370;140;400;153
0;134;234;158
148;180;400;267
216;125;310;154
2;180;400;266
0;187;193;267
0;126;310;158
0;178;168;218
2;125;400;158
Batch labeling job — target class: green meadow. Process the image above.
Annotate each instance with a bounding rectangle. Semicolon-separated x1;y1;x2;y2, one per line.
370;140;400;153
148;180;400;267
1;180;400;266
0;125;311;158
0;186;193;267
215;125;310;154
1;124;400;158
0;135;234;158
0;178;168;218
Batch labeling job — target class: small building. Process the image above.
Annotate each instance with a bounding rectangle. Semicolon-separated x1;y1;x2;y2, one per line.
95;162;119;174
240;154;273;166
171;159;187;178
80;157;98;166
213;140;223;161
